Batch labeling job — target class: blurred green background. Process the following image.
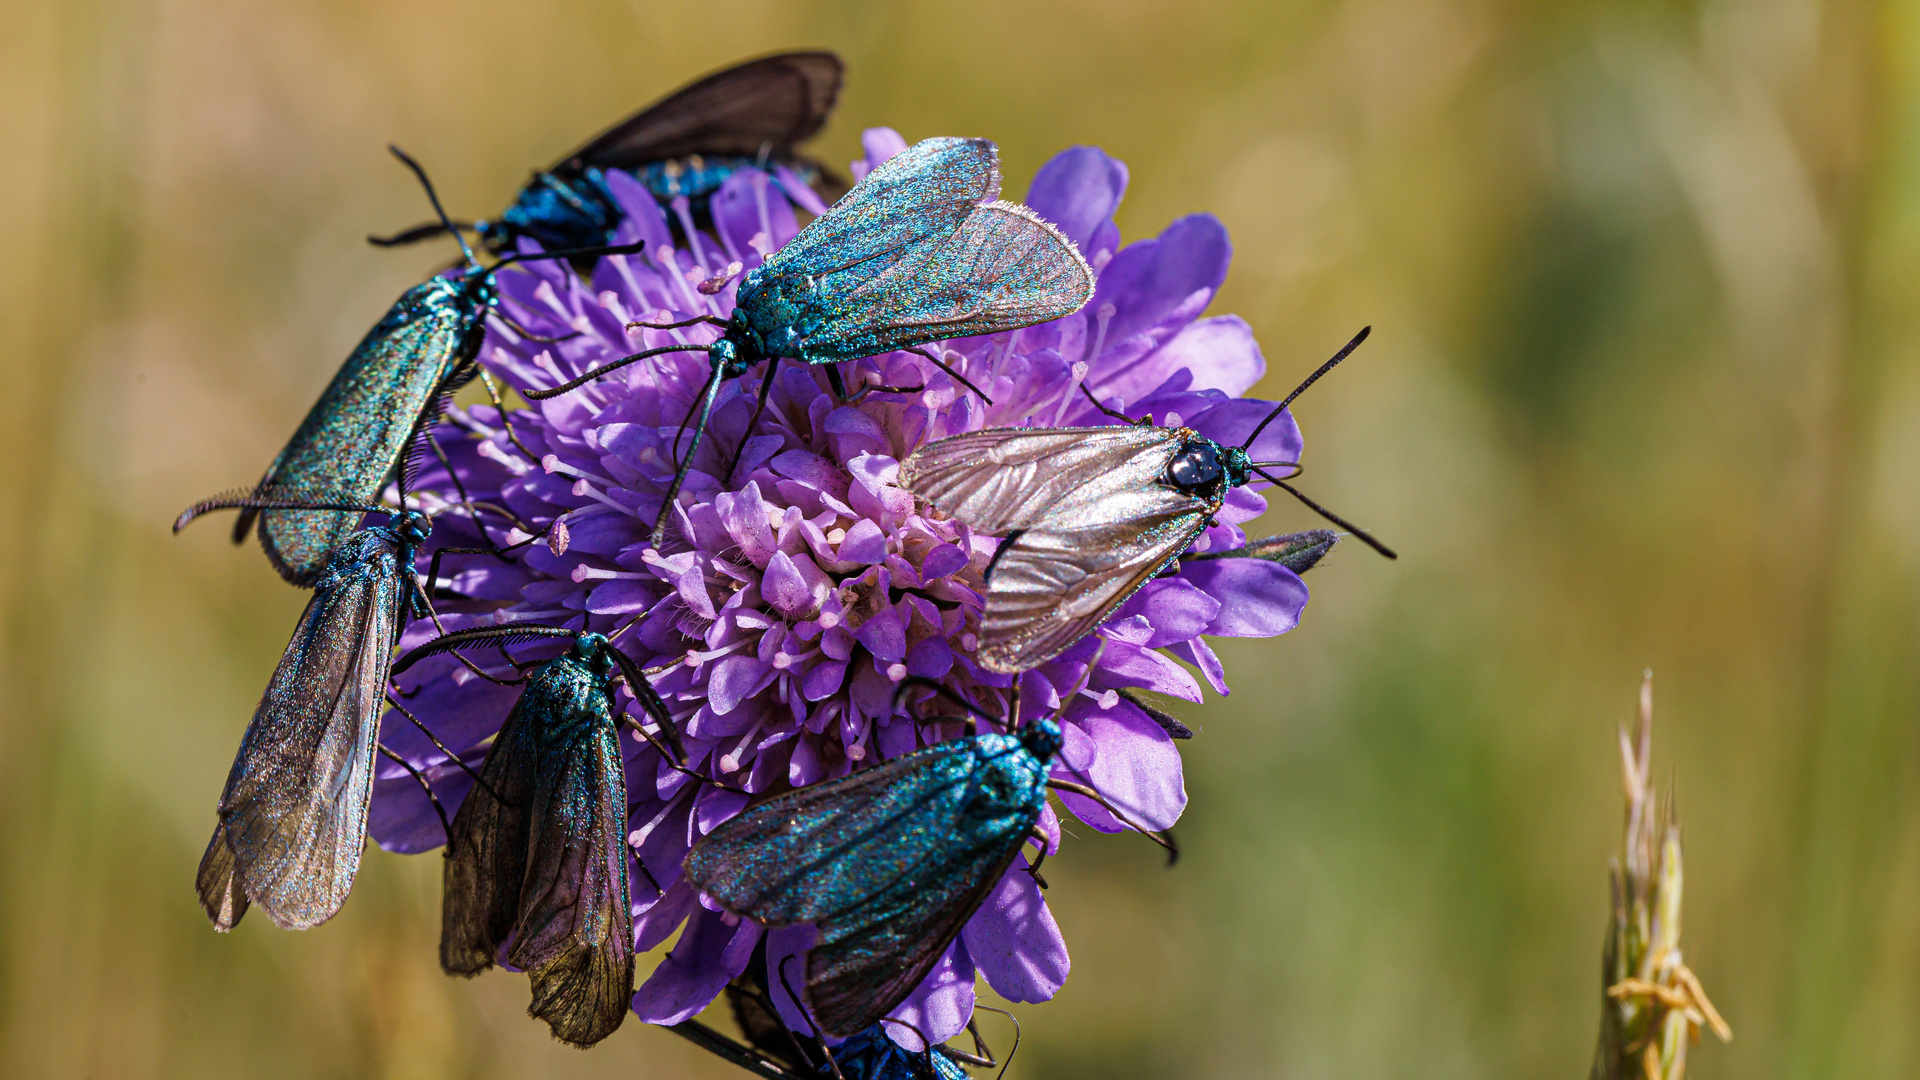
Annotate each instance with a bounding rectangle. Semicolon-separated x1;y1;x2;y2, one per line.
4;0;1918;1076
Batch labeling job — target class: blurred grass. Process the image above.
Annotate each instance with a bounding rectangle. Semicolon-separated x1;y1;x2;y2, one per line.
4;0;1919;1076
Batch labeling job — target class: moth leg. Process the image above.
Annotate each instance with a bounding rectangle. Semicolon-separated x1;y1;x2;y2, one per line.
378;745;453;853
425;545;500;603
1023;829;1050;890
384;690;517;805
425;430;510;555
476;368;540;463
628;845;664;898
841;380;926;405
1078;382;1143;424
489;306;581;345
621;718;749;796
721;358;782;482
983;530;1027;585
904;346;993;404
778;955;848;1080
405;572;526;688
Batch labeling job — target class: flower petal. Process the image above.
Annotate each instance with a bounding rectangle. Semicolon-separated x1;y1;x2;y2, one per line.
1179;558;1308;637
960;859;1069;1003
634;909;763;1024
885;940;976;1051
1024;145;1129;254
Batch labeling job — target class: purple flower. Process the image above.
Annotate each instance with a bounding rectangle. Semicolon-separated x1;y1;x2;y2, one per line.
369;132;1310;1048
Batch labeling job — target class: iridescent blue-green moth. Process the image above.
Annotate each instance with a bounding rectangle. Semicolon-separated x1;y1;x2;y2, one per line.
236;148;639;585
389;624;683;1048
524;136;1097;549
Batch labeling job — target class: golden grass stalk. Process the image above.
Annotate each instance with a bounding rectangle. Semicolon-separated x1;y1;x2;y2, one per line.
1590;673;1732;1080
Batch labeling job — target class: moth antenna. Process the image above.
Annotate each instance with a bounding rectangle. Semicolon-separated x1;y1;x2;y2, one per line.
1239;325;1371;451
174;489;384;532
387;145;479;270
366;218;477;248
1251;468;1397;560
389;623;576;677
488;238;644;270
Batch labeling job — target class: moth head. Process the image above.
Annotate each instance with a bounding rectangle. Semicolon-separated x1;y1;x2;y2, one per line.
570;632;613;674
1019;715;1065;761
391;509;432;546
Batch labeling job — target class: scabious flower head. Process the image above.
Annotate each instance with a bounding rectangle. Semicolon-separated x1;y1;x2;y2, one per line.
371;129;1310;1048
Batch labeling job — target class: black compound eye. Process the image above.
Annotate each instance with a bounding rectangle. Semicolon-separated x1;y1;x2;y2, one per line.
1168;441;1224;490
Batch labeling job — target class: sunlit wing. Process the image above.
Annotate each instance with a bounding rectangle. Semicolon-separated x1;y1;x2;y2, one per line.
507;691;633;1049
570;52;842;168
976;503;1215;673
802;201;1094;362
199;538;402;930
685;741;982;923
685;736;1044;1037
753;137;999;287
900;425;1184;534
439;697;540;976
806;832;1020;1038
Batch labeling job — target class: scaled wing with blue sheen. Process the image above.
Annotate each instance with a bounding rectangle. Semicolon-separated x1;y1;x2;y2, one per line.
506;662;634;1049
751;138;997;287
802;201;1094;360
244;277;484;585
685;736;1047;1037
196;530;406;930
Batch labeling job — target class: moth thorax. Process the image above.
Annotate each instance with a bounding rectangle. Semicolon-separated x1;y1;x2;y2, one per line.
763;324;802;358
1167;438;1227;495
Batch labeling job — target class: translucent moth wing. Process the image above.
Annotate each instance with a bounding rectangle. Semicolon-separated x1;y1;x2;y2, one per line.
899;425;1184;534
974;507;1213;673
568;51;843;169
197;528;407;930
505;659;634;1049
439;691;541;976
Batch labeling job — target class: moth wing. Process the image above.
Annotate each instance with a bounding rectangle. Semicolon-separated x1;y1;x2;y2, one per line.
900;425;1182;534
194;822;249;932
805;201;1094;359
209;546;401;929
569;51;842;168
977;499;1215;674
805;836;1023;1038
507;710;634;1049
757;137;999;285
686;741;993;924
439;695;541;976
686;738;1044;1037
